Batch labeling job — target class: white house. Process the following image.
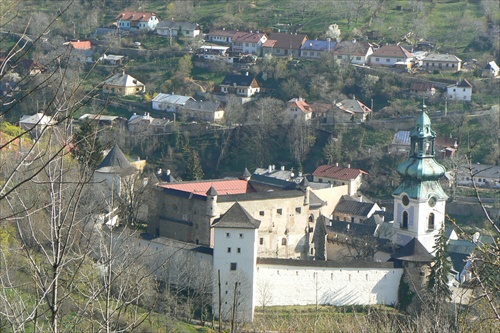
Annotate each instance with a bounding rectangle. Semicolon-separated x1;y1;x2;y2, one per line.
231;31;267;55
482;61;499;77
156;22;201;38
421;53;462;72
219;73;260;97
447;79;472;102
331;40;373;65
457;164;500;188
152;93;194;112
115;11;159;31
19;113;56;138
312;164;368;196
370;45;413;67
287;97;312;121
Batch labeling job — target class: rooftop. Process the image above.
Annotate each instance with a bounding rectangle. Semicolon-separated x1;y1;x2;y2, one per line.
157;179;253;197
313;164;367;180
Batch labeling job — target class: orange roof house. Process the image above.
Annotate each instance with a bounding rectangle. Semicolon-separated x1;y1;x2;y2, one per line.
312;164;368;195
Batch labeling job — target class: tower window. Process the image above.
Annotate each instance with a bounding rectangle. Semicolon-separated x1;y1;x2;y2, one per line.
402;211;408;229
230;263;237;271
428;213;435;230
227;247;231;253
282;238;287;246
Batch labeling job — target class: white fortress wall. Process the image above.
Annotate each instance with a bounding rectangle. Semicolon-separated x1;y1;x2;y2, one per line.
255;258;403;307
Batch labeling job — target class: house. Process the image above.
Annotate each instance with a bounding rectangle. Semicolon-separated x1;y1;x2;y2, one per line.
99;54;125;66
19;113;57;138
261;32;308;58
312;164;368;196
152;93;195;112
0;57;45;76
421;53;462;72
310;102;334;124
457;164;500;188
370;45;413;67
115;11;159;31
331;40;373;65
287;97;313;121
66;40;92;50
409;82;436;97
181;100;225;122
156;21;201;38
78;114;127;128
102;71;145;95
231;31;267;55
128;112;155;133
389;130;458;158
300;39;336;59
332;195;381;224
64;40;94;63
207;29;238;44
482;61;499;77
447;79;472;102
335;98;372;122
219;73;260;97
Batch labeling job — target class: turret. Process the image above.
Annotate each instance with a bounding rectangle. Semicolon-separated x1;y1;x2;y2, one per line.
299;177;310;206
206;186;219;218
239;167;251;181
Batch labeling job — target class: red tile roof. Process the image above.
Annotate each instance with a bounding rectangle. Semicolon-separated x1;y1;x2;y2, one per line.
116;12;157;22
69;40;91;50
233;31;266;43
313;165;368;180
289;98;312;113
158;179;253;196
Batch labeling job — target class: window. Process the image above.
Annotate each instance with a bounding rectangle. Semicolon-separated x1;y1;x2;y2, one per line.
318;178;323;183
356;56;361;60
259;237;264;245
226;233;230;238
402;211;408;229
239;233;243;238
351;217;355;223
277;208;283;215
237;248;241;253
386;58;390;62
227;247;231;253
259;211;265;216
375;58;380;62
230;263;237;271
282;238;287;246
295;207;302;214
428;213;435;230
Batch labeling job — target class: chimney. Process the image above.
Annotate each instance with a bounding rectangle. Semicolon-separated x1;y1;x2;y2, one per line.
335;162;339;167
358;195;362;202
268;165;272;173
381;207;386;212
347;164;351;168
245;72;249;76
272;165;275;170
157;168;162;175
281;165;285;171
166;169;171;175
298;172;302;177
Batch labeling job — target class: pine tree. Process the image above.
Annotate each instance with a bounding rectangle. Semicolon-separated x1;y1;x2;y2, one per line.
428;227;452;302
70;119;103;173
185;149;204;181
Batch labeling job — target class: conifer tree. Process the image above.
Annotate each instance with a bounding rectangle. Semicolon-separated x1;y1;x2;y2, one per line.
428;227;452;302
185;149;204;181
70;119;103;173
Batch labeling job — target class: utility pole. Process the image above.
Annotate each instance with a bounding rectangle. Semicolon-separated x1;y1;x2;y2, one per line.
231;282;238;333
218;270;222;333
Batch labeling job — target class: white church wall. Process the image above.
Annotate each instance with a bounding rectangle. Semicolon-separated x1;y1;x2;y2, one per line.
255;259;403;307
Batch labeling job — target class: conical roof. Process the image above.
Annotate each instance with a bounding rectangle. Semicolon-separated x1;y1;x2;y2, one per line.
299;176;310;187
96;144;132;173
206;185;218;196
213;202;261;229
240;167;251;179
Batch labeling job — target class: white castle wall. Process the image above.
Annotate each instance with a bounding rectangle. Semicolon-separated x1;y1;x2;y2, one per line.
255;259;403;307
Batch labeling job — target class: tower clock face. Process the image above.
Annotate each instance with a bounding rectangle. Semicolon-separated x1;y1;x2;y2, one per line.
402;195;410;206
428;197;437;207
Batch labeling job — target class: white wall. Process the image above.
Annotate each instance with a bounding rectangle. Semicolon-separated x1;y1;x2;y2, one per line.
255;261;403;307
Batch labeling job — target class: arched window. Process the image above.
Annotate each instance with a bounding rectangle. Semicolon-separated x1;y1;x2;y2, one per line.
402;211;408;229
428;213;435;230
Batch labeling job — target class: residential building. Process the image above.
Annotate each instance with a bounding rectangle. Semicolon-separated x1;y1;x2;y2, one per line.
482;61;499;77
332;195;380;223
287;97;313;121
370;45;413;67
156;22;201;38
219;73;260;97
231;31;267;55
447;79;472;101
335;98;372;122
312;164;368;196
457;164;500;188
19;113;56;138
115;11;159;31
207;29;237;44
389;130;458;158
152;93;194;112
421;53;462;72
181;100;225;122
300;39;336;59
64;40;94;63
409;82;436;97
78;114;127;128
99;54;125;66
261;32;308;58
332;40;373;65
102;71;145;95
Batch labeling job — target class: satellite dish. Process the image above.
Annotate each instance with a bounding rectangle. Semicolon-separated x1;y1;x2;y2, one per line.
472;232;480;243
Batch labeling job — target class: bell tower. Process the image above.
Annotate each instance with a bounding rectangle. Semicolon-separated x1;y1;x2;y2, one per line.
392;111;448;253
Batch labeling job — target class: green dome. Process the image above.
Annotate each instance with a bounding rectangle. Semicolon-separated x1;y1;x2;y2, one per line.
411;111;435;139
397;157;446;180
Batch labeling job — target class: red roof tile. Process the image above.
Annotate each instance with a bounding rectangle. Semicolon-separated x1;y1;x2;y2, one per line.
69;40;91;50
158;179;253;196
233;32;266;43
116;11;157;22
312;165;368;180
372;45;413;58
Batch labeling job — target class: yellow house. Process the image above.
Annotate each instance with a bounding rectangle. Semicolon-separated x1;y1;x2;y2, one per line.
102;71;145;95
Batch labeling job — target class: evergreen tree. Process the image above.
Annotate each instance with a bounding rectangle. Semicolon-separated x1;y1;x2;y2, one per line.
185;149;204;181
428;227;452;302
70;119;103;173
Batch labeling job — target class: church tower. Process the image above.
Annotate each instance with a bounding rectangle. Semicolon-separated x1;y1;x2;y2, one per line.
392;111;448;253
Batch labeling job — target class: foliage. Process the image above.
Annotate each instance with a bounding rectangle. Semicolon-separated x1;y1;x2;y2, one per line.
428;227;453;302
70;119;103;173
185;148;204;181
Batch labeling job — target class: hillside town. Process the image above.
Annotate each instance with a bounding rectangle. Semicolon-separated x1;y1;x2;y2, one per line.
0;1;499;332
